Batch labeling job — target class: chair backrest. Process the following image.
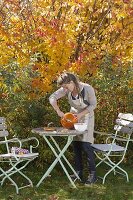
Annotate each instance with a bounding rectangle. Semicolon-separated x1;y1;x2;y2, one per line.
0;117;10;153
0;117;9;137
115;113;133;135
113;113;133;149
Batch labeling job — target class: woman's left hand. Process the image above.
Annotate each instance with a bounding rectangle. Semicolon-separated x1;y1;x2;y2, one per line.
75;113;83;121
76;109;89;121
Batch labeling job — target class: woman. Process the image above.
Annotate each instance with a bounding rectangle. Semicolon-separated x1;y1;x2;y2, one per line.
49;72;97;184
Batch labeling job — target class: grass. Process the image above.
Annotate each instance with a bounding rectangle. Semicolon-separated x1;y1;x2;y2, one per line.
0;164;133;200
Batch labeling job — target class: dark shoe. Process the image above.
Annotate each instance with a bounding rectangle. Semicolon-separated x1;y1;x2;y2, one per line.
70;171;83;182
85;171;97;185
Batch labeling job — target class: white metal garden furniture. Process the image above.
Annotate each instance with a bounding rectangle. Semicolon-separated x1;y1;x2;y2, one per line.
91;113;133;184
32;127;85;188
0;117;39;194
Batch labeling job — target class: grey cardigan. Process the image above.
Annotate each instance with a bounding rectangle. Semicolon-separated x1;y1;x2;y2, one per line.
49;82;97;143
49;82;97;114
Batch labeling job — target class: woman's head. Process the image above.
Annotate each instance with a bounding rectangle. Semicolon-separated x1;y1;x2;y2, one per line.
57;72;80;92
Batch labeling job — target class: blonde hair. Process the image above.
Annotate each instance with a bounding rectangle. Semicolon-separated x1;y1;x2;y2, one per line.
57;72;80;93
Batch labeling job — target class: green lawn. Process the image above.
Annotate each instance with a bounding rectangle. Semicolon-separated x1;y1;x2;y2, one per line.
0;164;133;200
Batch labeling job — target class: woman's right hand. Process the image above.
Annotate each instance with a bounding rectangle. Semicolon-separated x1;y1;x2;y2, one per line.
56;109;65;118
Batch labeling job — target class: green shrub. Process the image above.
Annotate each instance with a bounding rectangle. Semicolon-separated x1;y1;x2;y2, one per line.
1;58;132;167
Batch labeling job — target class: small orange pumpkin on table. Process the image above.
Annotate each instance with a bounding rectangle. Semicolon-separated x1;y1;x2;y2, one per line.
61;112;78;129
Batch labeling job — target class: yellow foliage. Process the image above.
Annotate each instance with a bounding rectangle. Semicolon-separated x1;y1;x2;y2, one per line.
117;12;128;20
0;0;132;94
128;80;133;89
17;54;30;67
10;15;20;23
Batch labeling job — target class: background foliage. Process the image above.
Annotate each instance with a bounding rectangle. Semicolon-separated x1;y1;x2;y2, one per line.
1;57;132;166
0;0;132;167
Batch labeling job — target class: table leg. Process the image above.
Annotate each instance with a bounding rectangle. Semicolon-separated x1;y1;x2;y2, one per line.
50;136;81;181
36;136;77;188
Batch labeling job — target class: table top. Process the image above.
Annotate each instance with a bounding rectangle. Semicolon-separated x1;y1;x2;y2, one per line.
32;127;87;136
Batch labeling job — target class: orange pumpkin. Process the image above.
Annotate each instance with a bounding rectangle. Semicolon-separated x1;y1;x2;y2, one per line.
61;112;78;129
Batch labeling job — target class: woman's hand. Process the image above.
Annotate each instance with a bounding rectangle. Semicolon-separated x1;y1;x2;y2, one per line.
56;109;65;118
76;109;89;121
75;113;83;121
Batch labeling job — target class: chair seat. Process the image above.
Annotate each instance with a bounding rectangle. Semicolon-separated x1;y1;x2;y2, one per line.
91;144;125;152
0;153;39;159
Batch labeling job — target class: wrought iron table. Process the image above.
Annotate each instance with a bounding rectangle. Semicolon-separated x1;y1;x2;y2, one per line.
32;127;86;188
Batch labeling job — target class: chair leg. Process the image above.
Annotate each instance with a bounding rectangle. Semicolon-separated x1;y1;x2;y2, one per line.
94;152;129;184
10;160;33;186
103;166;115;184
115;165;129;182
113;169;116;175
12;165;33;187
2;160;34;186
1;159;35;194
101;157;129;184
0;167;19;194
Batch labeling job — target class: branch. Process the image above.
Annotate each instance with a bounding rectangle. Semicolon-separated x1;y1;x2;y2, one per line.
86;6;111;41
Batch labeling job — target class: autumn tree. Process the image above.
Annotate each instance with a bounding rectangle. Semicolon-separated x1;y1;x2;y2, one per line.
0;0;132;95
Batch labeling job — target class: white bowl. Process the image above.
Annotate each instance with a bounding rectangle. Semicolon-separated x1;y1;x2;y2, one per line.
74;123;88;132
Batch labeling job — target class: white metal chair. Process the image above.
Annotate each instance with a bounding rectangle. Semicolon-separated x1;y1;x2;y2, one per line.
91;113;133;184
0;117;39;194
